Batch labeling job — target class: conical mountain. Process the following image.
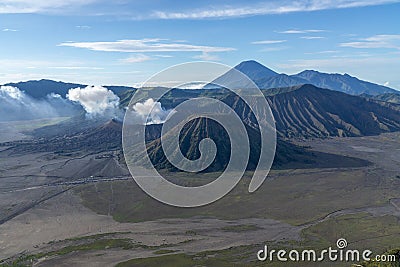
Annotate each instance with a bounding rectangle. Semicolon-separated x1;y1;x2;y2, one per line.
209;60;278;89
142;116;369;172
233;60;278;81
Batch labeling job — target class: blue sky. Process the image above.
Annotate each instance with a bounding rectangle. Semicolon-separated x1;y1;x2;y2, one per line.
0;0;399;89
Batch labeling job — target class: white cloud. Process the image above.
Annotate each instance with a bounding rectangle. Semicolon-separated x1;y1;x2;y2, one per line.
0;85;79;121
193;52;219;61
278;29;326;34
0;85;23;99
130;98;172;125
59;39;233;60
76;25;91;29
340;34;400;49
176;82;208;89
1;0;398;17
300;36;325;39
120;54;152;63
2;28;18;32
59;38;235;54
304;50;339;54
50;66;103;70
252;40;287;44
260;46;288;52
155;54;173;58
0;0;97;14
151;0;400;19
67;85;121;117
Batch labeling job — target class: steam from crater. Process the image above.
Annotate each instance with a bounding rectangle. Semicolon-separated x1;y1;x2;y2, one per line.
130;98;172;125
67;85;122;118
0;85;79;121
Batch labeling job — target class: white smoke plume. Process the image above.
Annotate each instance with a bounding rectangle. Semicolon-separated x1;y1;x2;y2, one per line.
131;98;172;125
67;85;121;118
0;86;23;99
0;85;80;122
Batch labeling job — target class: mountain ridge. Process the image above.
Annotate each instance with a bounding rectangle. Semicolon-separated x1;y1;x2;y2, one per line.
293;70;396;95
218;83;400;138
217;60;399;95
3;79;137;99
3;60;399;97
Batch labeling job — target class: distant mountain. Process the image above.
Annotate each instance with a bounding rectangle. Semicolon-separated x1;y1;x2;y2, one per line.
4;79;84;99
210;60;278;88
103;85;137;96
257;74;308;89
293;70;397;95
5;61;398;97
3;79;136;99
210;60;398;95
233;60;278;81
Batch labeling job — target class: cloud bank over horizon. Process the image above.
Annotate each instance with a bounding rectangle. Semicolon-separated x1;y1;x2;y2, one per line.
0;85;80;121
0;84;127;122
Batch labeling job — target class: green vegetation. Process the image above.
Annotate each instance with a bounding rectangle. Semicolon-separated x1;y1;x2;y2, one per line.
116;253;233;267
115;214;400;267
63;231;131;242
3;213;399;267
0;238;135;267
47;238;135;254
75;168;400;225
68;166;400;267
115;245;348;267
302;213;400;253
116;247;400;267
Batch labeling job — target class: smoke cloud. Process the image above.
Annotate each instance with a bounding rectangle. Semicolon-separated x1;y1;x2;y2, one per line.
67;85;122;118
0;84;124;122
0;85;80;122
131;98;172;125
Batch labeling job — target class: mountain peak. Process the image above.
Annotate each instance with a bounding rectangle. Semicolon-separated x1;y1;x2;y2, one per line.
210;60;278;89
236;59;265;67
234;60;278;80
4;80;85;99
